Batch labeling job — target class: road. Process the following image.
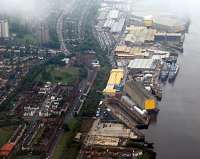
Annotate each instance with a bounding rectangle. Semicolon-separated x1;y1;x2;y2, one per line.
57;0;92;54
56;0;77;55
65;68;97;121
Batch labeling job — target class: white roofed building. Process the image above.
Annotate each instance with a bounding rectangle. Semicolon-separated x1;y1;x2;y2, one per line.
107;10;119;19
128;59;157;71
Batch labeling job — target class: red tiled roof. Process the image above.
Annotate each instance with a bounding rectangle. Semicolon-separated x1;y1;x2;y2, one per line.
0;143;15;157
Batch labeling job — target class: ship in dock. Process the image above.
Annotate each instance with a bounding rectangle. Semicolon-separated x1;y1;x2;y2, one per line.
159;62;171;81
151;83;162;100
168;63;179;82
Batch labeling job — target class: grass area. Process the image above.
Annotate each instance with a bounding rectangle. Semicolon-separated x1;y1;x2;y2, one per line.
67;118;80;131
36;65;80;85
79;119;94;133
13;155;41;159
52;118;81;159
63;143;81;159
52;132;71;159
52;133;80;159
0;126;15;147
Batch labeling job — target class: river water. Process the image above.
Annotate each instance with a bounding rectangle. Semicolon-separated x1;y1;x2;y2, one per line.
132;0;200;158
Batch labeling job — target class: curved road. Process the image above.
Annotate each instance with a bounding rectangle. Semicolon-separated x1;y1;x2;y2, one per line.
56;0;77;54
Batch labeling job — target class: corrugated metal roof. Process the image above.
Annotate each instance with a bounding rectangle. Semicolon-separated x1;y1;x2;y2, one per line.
107;10;119;19
115;45;131;53
103;19;115;28
110;18;125;33
97;11;108;20
128;59;155;69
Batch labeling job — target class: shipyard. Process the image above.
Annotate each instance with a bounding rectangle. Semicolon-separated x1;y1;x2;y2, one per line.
76;0;189;158
0;0;199;159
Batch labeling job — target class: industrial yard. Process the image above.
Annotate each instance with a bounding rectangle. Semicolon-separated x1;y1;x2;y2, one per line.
77;0;189;158
0;0;194;159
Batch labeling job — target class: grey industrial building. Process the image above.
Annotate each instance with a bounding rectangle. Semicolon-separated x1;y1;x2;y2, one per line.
124;80;157;110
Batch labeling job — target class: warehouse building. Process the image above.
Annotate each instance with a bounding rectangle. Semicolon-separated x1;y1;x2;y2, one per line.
128;58;157;72
152;15;190;33
103;19;115;30
147;49;170;60
103;69;124;96
124;80;157;110
107;10;119;19
155;32;182;42
130;13;190;33
110;18;126;34
114;45;149;59
97;10;108;21
125;26;157;46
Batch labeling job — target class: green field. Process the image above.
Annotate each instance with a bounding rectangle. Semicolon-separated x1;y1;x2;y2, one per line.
52;132;80;159
52;118;80;159
36;65;80;85
52;132;71;159
0;126;15;147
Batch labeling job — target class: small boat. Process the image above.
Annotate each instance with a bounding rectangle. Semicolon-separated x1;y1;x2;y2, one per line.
160;63;171;81
151;85;162;100
167;55;178;64
168;63;179;82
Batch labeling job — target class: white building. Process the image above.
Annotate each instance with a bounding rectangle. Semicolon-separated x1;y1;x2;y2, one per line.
128;59;157;71
0;20;9;38
107;10;119;19
39;23;49;44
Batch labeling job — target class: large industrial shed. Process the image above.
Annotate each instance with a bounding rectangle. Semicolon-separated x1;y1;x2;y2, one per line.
128;59;157;72
110;18;126;34
124;80;157;110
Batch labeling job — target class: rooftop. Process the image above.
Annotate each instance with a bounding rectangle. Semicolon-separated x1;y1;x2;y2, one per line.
128;58;156;70
103;19;115;28
103;69;124;95
0;143;15;157
107;10;119;19
110;18;126;33
125;26;157;44
115;45;148;59
107;69;124;85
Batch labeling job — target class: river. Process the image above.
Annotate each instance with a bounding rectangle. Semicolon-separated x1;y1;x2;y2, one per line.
132;0;200;158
